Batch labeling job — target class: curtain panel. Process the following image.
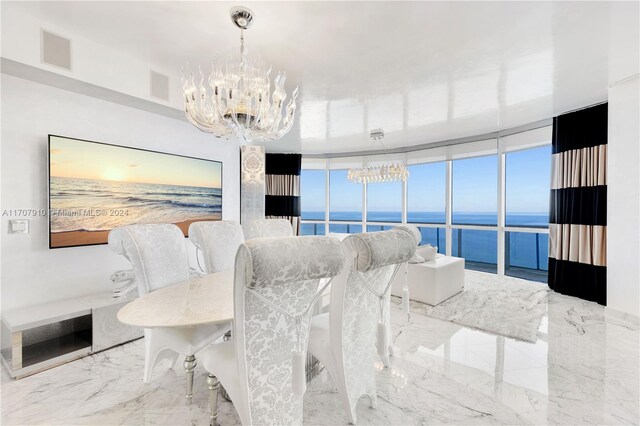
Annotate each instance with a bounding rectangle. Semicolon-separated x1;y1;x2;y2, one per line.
265;153;302;235
549;103;607;305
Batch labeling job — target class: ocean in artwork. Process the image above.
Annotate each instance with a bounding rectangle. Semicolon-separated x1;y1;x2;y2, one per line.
48;135;223;248
50;177;222;233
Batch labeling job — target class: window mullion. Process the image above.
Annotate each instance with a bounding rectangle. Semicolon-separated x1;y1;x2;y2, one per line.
497;139;506;276
362;182;367;231
445;160;452;256
324;162;330;235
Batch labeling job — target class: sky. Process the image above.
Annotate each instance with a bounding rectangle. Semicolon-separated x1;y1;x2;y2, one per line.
50;136;222;188
301;145;551;214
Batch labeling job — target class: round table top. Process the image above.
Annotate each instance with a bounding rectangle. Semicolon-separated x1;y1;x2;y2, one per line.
117;270;234;329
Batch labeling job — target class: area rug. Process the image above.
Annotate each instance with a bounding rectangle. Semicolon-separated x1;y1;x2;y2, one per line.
400;270;549;343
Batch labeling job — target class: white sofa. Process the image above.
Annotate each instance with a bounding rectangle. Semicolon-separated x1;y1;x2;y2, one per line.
391;251;465;306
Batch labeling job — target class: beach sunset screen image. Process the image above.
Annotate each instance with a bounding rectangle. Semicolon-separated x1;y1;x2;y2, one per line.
49;135;222;248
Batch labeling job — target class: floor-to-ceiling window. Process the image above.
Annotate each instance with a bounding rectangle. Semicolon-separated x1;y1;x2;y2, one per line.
504;144;551;281
407;162;447;252
299;126;551;280
328;169;362;234
505;145;551;227
366;180;402;231
407;162;446;224
452;155;498;226
300;168;326;235
451;153;498;272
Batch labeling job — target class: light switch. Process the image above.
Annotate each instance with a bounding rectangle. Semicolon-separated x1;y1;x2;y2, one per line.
9;219;29;234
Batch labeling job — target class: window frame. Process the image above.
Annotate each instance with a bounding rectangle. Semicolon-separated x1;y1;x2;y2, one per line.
300;127;551;278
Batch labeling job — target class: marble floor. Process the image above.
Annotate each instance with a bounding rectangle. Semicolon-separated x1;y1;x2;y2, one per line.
2;272;639;425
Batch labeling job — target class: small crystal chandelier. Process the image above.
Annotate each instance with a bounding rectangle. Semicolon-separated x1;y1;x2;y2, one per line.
348;129;409;184
182;7;299;142
347;163;409;184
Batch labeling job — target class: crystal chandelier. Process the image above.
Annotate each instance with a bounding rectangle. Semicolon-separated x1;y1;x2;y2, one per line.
348;129;409;184
347;163;409;184
182;7;298;142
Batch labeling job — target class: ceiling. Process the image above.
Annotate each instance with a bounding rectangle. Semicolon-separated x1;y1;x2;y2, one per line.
5;1;639;154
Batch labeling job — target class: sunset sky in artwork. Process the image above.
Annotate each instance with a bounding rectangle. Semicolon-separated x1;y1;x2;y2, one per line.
49;136;221;188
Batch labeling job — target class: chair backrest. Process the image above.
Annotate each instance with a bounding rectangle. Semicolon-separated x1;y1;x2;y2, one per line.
188;220;244;273
328;232;350;241
233;236;344;425
242;218;293;240
393;225;421;246
108;224;190;296
328;229;416;419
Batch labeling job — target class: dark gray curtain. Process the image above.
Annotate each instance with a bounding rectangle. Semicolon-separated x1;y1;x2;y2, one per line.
548;103;607;305
265;154;301;235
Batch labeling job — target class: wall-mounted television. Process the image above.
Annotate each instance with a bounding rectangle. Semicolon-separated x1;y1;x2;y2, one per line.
48;135;222;249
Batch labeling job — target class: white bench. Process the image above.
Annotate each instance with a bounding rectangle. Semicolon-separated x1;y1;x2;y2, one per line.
391;254;465;306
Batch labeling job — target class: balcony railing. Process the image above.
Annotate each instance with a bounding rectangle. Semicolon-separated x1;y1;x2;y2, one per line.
451;229;498;273
505;231;548;282
300;222;324;236
299;219;548;283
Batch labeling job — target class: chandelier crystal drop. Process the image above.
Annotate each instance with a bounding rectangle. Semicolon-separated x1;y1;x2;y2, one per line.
347;163;409;184
182;6;299;142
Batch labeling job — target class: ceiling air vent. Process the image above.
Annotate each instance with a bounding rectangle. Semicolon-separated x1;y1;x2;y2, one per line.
150;70;170;101
41;30;72;71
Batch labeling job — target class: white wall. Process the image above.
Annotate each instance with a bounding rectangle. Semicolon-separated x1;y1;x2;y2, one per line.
1;4;184;110
607;75;640;317
1;74;240;312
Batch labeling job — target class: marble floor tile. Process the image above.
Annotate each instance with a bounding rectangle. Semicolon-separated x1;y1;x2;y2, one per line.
2;271;638;425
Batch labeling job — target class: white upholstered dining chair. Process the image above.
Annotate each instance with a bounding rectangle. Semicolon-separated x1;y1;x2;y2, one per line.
189;220;245;273
200;236;345;426
242;218;293;240
307;229;416;424
383;225;421;362
108;224;230;401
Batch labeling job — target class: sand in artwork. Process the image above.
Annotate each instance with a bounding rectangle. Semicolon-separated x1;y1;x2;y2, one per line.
49;136;222;248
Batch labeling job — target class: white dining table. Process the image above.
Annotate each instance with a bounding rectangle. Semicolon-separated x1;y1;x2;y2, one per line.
117;270;234;401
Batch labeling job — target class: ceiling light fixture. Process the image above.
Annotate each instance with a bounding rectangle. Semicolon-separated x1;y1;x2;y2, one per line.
369;128;385;140
182;6;299;142
347;129;409;184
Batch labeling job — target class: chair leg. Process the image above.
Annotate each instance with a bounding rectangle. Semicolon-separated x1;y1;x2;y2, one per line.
183;355;197;403
381;352;391;368
367;392;377;408
207;374;220;426
385;297;394;360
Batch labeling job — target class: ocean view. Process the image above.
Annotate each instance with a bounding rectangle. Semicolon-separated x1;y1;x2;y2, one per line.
301;211;549;274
